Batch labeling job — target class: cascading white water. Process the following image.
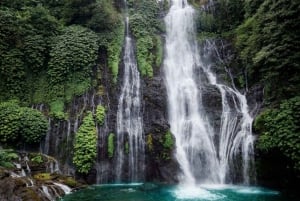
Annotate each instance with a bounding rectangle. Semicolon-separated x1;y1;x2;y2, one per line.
164;0;255;185
201;40;255;184
115;14;144;182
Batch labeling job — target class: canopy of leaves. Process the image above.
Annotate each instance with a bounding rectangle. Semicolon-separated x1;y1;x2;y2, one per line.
73;112;97;174
0;0;122;105
236;0;300;101
48;25;98;85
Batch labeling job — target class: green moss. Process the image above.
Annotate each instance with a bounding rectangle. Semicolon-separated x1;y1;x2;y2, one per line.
33;173;53;181
95;105;106;126
64;73;91;103
163;130;174;149
49;99;66;119
108;133;115;158
63;177;77;188
146;134;153;151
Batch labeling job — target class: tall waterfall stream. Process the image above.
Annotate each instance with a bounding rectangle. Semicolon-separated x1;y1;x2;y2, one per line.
115;13;144;182
164;0;255;185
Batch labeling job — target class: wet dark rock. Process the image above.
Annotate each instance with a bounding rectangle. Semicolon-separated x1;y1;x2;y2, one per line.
201;85;222;131
246;84;264;117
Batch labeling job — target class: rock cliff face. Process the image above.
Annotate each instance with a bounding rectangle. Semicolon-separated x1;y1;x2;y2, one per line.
30;13;264;184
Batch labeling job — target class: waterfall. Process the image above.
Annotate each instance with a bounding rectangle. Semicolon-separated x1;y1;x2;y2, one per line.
53;182;72;195
115;12;144;182
164;0;255;185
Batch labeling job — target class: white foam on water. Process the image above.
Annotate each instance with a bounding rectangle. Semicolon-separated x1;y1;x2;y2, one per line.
173;185;225;200
201;184;234;190
234;187;280;195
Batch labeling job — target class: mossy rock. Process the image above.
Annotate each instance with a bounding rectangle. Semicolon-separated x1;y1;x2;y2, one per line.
33;173;53;181
62;177;78;188
23;188;41;201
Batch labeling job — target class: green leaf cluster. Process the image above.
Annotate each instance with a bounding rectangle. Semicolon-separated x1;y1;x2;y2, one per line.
163;130;174;149
0;149;18;168
255;97;300;170
0;101;48;144
48;26;98;86
73;112;97;174
95;105;106;126
235;0;300;101
158;130;174;160
31;154;44;164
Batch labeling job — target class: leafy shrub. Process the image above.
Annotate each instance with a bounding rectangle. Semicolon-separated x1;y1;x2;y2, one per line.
163;130;174;149
20;107;49;144
0;101;22;143
0;149;18;168
31;154;44;164
73;112;97;174
49;99;65;119
0;101;48;144
255;97;300;170
95;105;106;126
48;25;98;85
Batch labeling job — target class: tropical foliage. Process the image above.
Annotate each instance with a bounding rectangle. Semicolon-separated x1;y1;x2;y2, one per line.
0;101;48;144
129;0;164;77
73;112;97;174
0;149;18;168
95;105;106;126
255;97;300;170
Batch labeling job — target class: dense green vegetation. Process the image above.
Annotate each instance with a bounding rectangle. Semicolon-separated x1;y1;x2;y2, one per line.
95;105;106;126
0;101;48;144
0;149;18;168
0;0;123;115
128;0;164;77
255;97;300;170
73;112;97;174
